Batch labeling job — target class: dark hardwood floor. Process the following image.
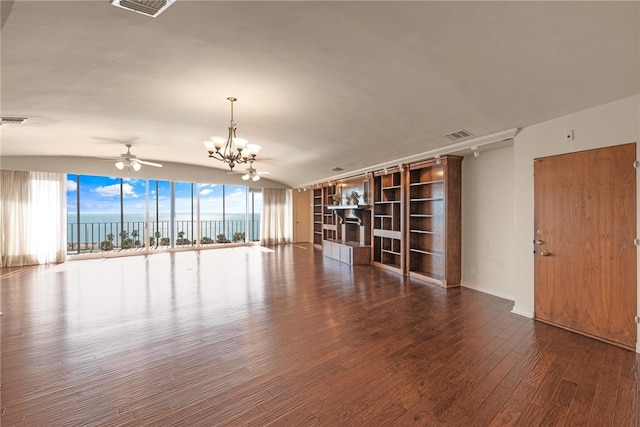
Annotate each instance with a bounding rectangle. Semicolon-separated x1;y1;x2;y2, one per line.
1;244;638;426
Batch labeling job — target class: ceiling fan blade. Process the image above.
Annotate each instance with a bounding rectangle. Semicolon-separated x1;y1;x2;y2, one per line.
136;159;163;167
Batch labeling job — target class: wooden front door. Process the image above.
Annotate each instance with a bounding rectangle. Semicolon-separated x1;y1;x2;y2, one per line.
534;143;637;349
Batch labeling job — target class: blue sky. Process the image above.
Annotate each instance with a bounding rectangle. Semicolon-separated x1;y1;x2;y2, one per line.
67;174;260;214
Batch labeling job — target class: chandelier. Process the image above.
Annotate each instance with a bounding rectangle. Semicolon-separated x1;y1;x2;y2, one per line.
203;97;261;170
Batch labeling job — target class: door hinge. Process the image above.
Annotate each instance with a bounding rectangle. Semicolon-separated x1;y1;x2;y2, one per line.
635;315;640;325
634;160;639;168
635;238;640;246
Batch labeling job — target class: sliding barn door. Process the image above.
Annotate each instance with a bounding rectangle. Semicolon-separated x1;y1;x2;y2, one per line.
534;143;637;349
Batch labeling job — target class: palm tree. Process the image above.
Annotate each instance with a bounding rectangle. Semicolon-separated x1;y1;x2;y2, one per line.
100;233;115;251
131;229;139;248
177;230;186;245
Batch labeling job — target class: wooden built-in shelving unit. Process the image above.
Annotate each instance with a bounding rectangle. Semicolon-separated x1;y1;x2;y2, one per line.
319;180;372;265
322;185;339;242
313;188;323;248
407;156;462;287
312;156;461;285
372;168;403;273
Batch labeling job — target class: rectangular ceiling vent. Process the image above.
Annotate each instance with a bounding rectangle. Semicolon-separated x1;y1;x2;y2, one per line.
111;0;175;18
443;129;473;141
331;166;344;172
0;117;27;125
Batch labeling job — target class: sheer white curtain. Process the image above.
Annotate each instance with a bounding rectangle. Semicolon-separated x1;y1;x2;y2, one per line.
0;170;67;267
260;188;293;246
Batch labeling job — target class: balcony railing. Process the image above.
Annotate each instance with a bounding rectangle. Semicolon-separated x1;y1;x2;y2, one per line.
67;220;260;254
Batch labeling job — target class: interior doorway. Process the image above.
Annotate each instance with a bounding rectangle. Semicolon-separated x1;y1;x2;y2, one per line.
293;191;311;243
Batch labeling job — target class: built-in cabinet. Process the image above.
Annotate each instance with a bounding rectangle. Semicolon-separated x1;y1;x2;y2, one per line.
321;180;372;265
407;156;462;287
322;185;339;242
315;155;461;287
313;188;323;248
372;168;403;274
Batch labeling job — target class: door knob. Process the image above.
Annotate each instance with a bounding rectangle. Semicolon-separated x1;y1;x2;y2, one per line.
541;251;551;257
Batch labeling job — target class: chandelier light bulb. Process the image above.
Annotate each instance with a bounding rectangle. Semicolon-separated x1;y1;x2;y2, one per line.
115;161;124;170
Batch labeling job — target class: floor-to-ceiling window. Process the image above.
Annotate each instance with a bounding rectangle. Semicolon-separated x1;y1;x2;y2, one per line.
148;179;171;250
248;187;262;242
121;178;146;250
67;174;261;255
67;175;143;253
199;183;225;244
225;185;247;243
175;181;196;247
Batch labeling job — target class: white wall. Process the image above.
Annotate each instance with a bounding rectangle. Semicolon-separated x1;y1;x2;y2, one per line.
511;95;639;347
461;144;515;301
462;94;639;350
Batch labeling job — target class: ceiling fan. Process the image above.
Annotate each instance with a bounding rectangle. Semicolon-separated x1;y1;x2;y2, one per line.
229;159;269;181
106;144;163;171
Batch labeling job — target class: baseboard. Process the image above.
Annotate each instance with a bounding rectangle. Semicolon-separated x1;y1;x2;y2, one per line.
460;281;514;302
511;306;535;319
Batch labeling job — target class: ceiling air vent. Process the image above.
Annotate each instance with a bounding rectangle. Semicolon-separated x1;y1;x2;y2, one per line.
443;129;473;141
331;167;344;172
111;0;175;18
0;117;27;125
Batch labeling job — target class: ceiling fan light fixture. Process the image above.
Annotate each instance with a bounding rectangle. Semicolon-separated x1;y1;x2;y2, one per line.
112;144;162;172
241;172;261;182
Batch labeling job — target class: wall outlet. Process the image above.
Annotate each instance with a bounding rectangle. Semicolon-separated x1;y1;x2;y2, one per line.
470;266;476;275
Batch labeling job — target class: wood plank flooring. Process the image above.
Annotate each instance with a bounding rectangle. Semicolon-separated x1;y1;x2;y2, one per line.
1;244;638;426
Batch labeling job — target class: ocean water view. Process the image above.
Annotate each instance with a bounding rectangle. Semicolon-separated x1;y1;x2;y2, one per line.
65;174;263;253
67;212;261;251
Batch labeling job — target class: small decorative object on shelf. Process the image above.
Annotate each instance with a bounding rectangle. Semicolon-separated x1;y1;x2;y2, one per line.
332;193;342;205
349;191;360;205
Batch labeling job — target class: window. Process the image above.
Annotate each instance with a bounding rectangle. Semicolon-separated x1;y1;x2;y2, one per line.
67;174;262;254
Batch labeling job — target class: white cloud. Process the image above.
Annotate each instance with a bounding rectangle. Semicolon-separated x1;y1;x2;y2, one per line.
94;183;138;198
200;188;214;196
228;188;246;198
66;180;77;192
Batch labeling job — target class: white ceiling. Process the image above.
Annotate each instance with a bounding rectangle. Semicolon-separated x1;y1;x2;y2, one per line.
1;1;638;188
